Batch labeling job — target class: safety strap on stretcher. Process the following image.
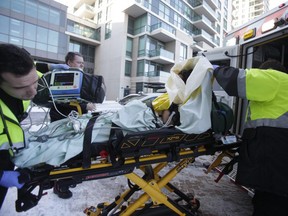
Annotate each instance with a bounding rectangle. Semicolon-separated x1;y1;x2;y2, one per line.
82;114;99;168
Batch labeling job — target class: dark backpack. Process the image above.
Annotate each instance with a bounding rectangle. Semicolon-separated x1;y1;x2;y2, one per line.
33;69;106;107
81;72;106;103
211;92;234;134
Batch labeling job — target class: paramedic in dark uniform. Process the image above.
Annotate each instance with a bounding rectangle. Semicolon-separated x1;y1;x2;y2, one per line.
36;52;95;122
36;52;95;199
0;44;38;209
213;60;288;216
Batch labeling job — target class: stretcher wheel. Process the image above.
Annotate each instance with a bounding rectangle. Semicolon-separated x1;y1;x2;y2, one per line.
183;193;200;212
70;184;77;188
143;165;154;180
189;198;200;211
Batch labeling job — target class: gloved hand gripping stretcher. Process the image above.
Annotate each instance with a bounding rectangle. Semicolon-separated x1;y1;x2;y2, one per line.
14;57;241;215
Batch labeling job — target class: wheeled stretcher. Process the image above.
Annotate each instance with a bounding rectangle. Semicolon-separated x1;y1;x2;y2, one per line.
16;127;241;215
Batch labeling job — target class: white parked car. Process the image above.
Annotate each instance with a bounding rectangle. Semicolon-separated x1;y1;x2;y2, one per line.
94;100;123;112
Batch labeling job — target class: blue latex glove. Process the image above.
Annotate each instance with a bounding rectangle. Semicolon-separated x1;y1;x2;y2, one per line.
0;171;24;189
50;64;69;70
213;65;219;70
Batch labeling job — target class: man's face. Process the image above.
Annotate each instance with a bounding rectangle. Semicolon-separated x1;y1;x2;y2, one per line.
0;67;39;100
68;55;84;70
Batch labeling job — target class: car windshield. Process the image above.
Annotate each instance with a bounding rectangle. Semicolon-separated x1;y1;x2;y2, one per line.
119;94;147;105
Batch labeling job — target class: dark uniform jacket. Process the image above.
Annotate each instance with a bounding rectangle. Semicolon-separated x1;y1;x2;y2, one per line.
214;66;288;197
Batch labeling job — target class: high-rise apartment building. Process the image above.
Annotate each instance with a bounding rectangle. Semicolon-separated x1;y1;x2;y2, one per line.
0;0;231;100
231;0;269;28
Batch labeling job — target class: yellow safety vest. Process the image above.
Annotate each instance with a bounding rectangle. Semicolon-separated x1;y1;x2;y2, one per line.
0;99;30;155
245;68;288;128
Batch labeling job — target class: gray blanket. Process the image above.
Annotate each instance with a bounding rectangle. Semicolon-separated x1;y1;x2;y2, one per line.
13;101;157;168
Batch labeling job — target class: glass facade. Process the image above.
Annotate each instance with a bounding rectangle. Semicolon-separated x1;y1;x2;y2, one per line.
67;20;100;41
105;22;112;39
0;14;65;54
125;60;132;76
126;37;133;58
137;59;164;77
179;43;187;61
134;0;204;37
138;35;174;60
0;0;67;57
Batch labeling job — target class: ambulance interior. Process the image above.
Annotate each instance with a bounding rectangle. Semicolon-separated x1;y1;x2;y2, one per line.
251;36;288;70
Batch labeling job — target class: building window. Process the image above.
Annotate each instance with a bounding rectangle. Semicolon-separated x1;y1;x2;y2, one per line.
134;14;147;35
126;37;133;58
125;60;132;76
97;11;102;24
69;40;95;74
105;22;112;39
25;0;37;19
224;19;227;30
138;36;146;57
38;4;49;22
136;82;143;94
159;2;171;22
11;0;24;14
106;5;111;21
98;0;103;8
0;0;10;9
10;19;23;38
137;60;145;76
179;43;187;61
49;9;60;25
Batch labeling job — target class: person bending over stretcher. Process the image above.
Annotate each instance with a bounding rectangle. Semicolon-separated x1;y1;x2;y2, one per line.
0;44;38;209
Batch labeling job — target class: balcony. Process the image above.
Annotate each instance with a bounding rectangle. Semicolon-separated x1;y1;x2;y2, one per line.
192;14;217;35
66;31;101;46
193;29;217;47
191;41;213;52
136;70;170;89
74;3;95;19
193;0;217;22
146;70;170;83
73;0;95;8
123;0;148;18
150;71;169;85
205;0;217;10
148;49;174;64
149;23;176;42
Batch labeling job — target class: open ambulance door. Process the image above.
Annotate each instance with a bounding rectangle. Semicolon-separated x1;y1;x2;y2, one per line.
194;45;243;135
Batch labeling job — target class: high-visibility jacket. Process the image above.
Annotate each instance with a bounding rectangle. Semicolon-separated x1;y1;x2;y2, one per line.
214;66;288;196
214;67;288;128
0;99;30;155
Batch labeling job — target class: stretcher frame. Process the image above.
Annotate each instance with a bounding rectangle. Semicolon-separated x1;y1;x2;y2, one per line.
16;129;241;215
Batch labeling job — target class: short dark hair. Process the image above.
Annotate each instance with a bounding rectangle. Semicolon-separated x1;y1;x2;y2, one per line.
65;52;83;64
259;59;287;74
0;43;35;82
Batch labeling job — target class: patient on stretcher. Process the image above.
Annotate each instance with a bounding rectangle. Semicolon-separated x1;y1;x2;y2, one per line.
13;100;158;168
13;56;216;169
